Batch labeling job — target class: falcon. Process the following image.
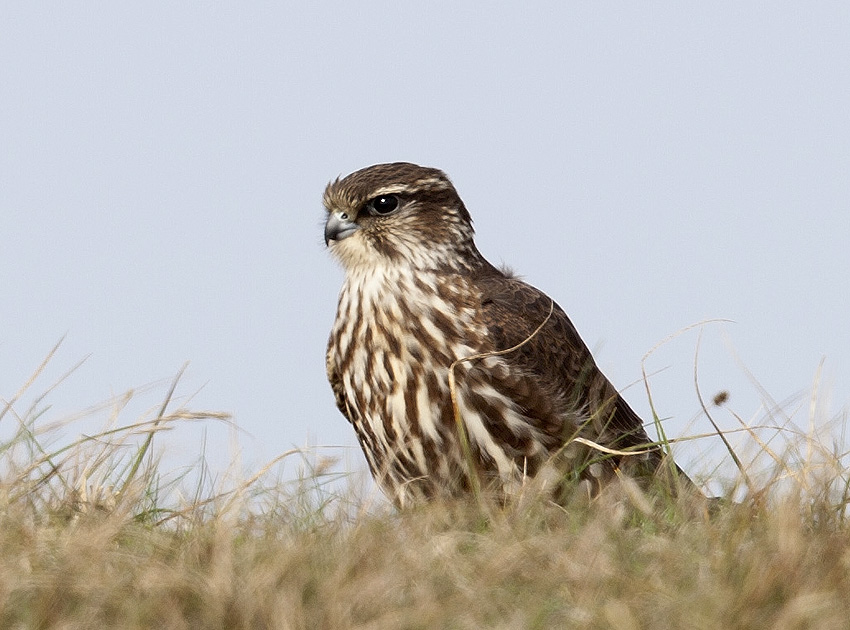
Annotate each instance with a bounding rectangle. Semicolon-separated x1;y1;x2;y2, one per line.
324;162;691;507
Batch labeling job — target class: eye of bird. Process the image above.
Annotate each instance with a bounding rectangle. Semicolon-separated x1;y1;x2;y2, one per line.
367;194;399;216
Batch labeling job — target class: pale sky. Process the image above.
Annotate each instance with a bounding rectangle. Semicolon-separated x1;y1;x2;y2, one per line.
2;3;848;492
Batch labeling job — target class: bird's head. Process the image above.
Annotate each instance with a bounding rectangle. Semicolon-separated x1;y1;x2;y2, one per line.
323;162;480;272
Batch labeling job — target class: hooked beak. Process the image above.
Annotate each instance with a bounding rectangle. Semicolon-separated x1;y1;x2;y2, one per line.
324;211;359;245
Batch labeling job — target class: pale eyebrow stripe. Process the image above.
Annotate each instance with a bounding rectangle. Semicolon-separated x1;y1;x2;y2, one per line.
371;178;451;198
371;185;413;196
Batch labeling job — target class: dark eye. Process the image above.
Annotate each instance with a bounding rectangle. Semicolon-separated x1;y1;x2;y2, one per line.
368;194;399;215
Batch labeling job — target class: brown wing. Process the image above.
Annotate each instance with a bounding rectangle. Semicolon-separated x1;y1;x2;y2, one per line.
472;265;661;464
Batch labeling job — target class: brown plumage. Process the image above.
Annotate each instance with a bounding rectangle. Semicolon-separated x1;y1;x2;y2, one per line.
324;162;691;507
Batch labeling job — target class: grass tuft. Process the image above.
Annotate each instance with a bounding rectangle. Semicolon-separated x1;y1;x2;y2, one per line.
1;345;849;628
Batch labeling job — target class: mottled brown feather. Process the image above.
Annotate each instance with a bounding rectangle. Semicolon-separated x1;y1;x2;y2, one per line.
473;265;664;467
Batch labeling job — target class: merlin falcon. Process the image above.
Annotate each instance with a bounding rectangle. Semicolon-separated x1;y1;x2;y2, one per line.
324;162;691;507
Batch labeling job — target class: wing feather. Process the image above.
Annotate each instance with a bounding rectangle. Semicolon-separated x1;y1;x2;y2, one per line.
472;267;661;463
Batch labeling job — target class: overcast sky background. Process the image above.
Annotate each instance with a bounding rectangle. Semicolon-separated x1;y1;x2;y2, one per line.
2;3;848;494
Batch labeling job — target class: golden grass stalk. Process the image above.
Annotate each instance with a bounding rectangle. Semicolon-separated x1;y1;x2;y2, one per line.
1;340;849;628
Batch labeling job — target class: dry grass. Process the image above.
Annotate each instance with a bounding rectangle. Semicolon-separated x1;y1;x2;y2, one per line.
1;348;849;629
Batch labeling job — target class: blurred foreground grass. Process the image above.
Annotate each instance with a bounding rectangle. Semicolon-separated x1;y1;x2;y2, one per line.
1;346;849;629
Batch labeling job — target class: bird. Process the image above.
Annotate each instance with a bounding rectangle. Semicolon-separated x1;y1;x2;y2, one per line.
324;162;693;507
